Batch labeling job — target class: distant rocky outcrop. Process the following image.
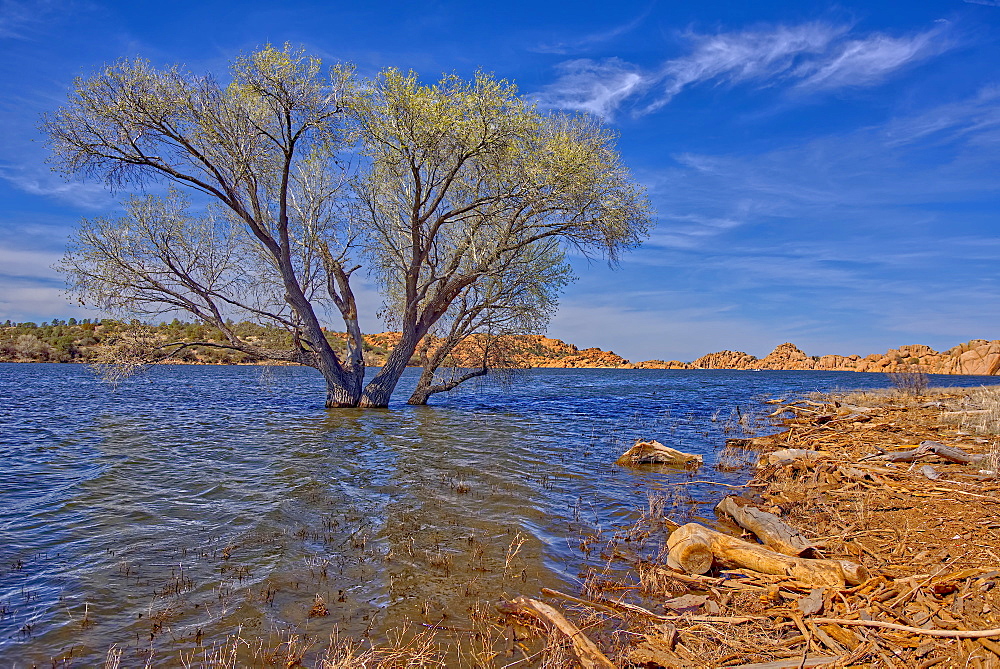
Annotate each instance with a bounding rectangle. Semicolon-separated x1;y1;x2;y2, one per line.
514;336;632;368
634;340;1000;375
690;350;758;370
632;359;691;370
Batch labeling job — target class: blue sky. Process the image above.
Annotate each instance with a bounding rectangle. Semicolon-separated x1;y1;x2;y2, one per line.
1;0;998;362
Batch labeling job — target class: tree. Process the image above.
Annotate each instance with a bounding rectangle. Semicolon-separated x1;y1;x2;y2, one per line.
48;46;652;408
348;69;651;406
49;46;370;406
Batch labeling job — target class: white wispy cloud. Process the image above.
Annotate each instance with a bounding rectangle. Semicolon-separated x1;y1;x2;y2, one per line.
647;210;753;248
0;245;63;278
882;85;1000;147
638;88;1000;248
548;299;783;362
0;277;95;321
536;58;646;117
535;21;952;118
532;6;652;55
0;167;113;209
963;0;1000;7
795;28;948;90
0;237;94;320
648;22;845;111
0;0;66;40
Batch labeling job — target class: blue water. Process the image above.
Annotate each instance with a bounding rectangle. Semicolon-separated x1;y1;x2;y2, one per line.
1;363;996;665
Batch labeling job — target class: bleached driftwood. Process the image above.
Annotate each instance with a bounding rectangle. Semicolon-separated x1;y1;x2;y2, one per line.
513;596;617;669
666;523;714;574
728;657;842;669
918;464;940;480
760;449;830;467
667;523;868;587
861;440;984;465
715;496;817;557
616;440;702;467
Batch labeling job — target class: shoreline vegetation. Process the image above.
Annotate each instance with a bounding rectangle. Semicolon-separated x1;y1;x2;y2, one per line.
2;319;998;376
96;383;1000;667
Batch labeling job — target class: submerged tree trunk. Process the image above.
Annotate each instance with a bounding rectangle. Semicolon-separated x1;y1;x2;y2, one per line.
325;382;359;408
358;328;421;408
406;365;488;405
405;331;494;405
322;368;364;407
313;352;365;408
407;366;439;406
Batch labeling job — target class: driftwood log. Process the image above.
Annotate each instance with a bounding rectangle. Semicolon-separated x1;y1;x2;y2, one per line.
667;523;869;587
861;440;984;464
512;596;617;669
761;449;830;467
729;658;842;669
616;440;702;467
715;496;817;557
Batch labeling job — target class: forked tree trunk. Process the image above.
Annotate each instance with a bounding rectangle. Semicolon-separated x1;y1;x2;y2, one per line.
358;328;421;408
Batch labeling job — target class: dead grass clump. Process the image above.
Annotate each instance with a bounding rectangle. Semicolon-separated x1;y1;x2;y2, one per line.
716;443;753;471
980;441;1000;475
319;625;445;668
308;595;329;618
810;388;891;407
635;562;691;598
887;369;930;396
942;385;1000;435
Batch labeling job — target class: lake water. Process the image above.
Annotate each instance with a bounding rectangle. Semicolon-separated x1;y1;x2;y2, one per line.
2;363;997;665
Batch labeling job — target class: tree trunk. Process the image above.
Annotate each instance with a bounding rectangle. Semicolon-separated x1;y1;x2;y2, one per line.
325;381;360;408
405;332;493;405
359;328;421;408
317;358;365;408
407;367;437;406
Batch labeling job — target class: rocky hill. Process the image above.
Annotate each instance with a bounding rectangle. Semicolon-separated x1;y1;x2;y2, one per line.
640;340;1000;375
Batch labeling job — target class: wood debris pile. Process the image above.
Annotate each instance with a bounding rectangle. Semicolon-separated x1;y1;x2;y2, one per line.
496;388;1000;668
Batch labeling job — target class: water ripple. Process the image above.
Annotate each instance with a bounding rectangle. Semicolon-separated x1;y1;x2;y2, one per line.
1;363;997;664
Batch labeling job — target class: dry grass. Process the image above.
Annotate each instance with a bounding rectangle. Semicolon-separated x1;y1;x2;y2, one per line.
715;441;755;471
941;385;1000;435
886;369;930;396
107;601;594;668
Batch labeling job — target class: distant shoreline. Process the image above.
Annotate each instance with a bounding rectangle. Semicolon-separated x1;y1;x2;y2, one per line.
3;321;998;375
3;358;999;377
